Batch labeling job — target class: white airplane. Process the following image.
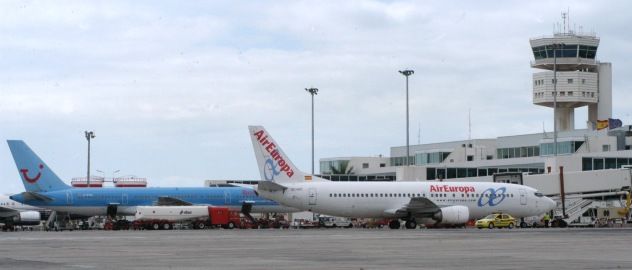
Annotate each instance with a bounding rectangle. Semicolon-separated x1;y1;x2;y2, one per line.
249;126;557;229
0;194;42;230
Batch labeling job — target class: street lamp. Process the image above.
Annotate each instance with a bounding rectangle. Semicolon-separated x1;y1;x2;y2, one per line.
85;131;95;187
305;88;318;175
547;43;564;157
399;69;414;166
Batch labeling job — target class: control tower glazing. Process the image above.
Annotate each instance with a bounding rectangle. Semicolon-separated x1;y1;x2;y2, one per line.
530;30;612;131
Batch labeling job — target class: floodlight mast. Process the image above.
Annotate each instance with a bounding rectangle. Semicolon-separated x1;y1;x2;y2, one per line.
399;70;414;166
305;87;319;175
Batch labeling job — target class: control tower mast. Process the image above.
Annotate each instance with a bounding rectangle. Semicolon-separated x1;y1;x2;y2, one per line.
530;13;612;131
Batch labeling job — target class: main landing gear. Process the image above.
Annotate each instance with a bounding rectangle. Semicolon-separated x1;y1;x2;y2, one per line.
388;219;418;229
404;219;417;229
389;220;400;229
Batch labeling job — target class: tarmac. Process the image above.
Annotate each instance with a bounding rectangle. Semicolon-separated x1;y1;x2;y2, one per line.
1;227;631;270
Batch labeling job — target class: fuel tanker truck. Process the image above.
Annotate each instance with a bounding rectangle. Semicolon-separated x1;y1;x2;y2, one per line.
133;206;241;230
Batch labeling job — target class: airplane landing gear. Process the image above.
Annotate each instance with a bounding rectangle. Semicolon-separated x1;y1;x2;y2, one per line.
388;219;401;229
405;219;417;229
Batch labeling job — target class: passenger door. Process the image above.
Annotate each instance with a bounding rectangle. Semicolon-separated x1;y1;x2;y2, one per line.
224;191;231;205
308;187;317;205
519;189;527;205
66;191;73;205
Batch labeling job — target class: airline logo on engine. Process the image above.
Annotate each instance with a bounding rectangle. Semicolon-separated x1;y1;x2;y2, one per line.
430;185;475;193
253;130;294;181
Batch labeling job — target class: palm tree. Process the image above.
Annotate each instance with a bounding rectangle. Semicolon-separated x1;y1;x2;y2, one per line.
329;160;354;175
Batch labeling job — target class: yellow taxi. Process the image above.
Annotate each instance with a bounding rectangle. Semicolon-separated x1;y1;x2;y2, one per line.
475;213;517;229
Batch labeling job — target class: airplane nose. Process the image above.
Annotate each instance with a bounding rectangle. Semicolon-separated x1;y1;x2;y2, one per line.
546;197;557;211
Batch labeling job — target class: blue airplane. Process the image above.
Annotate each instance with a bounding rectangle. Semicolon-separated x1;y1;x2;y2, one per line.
7;140;297;217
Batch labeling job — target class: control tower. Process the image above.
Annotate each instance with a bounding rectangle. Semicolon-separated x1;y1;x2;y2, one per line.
530;18;612;131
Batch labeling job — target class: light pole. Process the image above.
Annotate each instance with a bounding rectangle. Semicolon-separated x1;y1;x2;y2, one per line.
399;69;414;166
305;88;318;175
85;131;95;187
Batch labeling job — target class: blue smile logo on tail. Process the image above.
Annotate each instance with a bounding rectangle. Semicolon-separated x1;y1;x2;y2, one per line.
478;187;507;207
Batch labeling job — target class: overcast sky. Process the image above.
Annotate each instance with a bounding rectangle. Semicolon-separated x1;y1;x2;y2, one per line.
1;0;631;194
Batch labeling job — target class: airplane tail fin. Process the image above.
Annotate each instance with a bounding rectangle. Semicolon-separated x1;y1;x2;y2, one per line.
7;140;71;192
248;126;324;183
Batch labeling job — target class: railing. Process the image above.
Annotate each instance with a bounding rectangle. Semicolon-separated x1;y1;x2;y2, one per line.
553;198;596;224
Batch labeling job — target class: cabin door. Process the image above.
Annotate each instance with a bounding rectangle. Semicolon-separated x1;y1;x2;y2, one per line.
308;188;317;205
519;189;527;205
224;191;231;205
66;191;73;205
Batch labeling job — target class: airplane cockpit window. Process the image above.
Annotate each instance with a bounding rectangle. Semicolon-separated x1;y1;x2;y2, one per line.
534;192;544;197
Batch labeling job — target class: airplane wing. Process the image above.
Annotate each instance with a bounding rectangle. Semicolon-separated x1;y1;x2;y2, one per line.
257;181;287;193
156;196;193;206
0;206;19;218
387;197;441;218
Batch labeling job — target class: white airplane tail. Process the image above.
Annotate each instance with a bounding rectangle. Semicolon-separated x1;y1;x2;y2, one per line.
249;126;324;183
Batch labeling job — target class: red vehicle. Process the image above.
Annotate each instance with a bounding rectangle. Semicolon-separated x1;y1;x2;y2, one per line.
193;207;241;229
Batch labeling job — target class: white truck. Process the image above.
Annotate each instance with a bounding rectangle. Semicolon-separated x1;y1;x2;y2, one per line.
318;215;353;228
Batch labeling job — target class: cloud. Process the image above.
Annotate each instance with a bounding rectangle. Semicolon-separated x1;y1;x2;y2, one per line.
0;0;630;194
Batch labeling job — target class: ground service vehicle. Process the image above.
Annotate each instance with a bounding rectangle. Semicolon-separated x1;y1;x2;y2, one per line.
319;216;353;228
475;213;517;229
133;206;241;230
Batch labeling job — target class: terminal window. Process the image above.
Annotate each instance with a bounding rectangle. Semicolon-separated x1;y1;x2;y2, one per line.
582;157;632;171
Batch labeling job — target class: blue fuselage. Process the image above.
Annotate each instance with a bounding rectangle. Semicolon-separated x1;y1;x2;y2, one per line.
10;186;295;216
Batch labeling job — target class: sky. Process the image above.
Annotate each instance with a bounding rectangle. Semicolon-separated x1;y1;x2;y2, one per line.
1;0;631;194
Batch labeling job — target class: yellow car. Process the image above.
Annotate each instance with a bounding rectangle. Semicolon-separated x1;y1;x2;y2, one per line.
475;213;517;229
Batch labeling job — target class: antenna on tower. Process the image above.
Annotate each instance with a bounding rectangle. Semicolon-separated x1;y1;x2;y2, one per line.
468;108;472;141
417;121;421;144
568;8;572;34
561;11;567;34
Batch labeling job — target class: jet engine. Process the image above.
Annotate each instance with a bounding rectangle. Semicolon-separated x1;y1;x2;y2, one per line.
11;211;41;225
433;205;469;224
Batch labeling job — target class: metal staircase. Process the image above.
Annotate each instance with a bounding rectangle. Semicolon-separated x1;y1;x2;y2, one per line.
552;198;598;225
44;211;57;230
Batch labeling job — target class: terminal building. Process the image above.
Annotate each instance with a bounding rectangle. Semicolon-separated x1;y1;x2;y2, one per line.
317;22;632;225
